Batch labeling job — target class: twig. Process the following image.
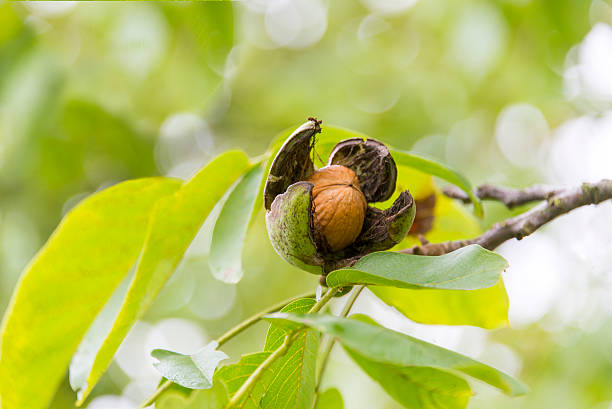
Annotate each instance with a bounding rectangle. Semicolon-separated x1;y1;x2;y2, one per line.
443;184;563;209
404;179;612;255
138;291;315;409
224;287;339;409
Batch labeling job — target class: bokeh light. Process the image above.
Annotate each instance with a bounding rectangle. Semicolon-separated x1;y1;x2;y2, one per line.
265;0;327;49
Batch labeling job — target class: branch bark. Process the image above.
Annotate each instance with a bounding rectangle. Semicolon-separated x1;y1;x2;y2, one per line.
443;184;563;209
403;179;612;256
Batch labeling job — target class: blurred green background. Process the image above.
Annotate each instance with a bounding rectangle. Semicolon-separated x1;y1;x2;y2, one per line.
2;1;612;408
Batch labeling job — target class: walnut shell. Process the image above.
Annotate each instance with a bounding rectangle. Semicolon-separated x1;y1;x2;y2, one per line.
307;165;367;252
264;118;416;276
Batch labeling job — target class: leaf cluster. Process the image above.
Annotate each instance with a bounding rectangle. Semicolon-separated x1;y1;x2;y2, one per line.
0;124;522;409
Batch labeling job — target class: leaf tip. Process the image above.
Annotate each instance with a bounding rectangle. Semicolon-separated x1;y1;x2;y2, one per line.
510;381;530;397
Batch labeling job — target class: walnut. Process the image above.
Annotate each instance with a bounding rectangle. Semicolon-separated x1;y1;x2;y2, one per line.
307;165;367;252
264;118;415;276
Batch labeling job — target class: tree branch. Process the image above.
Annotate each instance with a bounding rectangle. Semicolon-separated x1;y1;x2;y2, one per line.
443;184;563;209
403;179;612;256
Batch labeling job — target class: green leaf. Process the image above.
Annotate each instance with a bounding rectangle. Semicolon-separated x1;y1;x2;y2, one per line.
261;330;319;409
156;377;195;401
314;388;344;409
155;381;229;409
326;245;507;290
216;352;271;409
383;183;509;329
344;315;472;409
264;298;316;351
151;341;228;389
210;163;264;283
348;352;471;409
261;298;318;409
371;281;509;329
390;149;483;218
212;298;319;409
264;313;528;397
73;150;250;405
0;178;182;409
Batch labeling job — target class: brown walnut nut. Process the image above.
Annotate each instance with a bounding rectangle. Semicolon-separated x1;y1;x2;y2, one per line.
307;165;367;252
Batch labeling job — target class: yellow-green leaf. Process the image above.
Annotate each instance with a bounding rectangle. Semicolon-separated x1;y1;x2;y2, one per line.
0;178;182;409
385;168;509;328
210;164;264;283
390;149;483;218
371;281;509;329
314;388;344;409
155;381;229;409
73;150;250;405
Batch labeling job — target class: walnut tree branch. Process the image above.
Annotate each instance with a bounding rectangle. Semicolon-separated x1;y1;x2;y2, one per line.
443;184;564;209
403;179;612;256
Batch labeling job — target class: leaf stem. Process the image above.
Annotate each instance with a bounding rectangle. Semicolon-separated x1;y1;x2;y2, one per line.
138;290;315;408
138;379;172;409
224;333;294;409
313;285;364;402
224;287;339;409
217;290;315;346
309;287;339;313
338;285;365;318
